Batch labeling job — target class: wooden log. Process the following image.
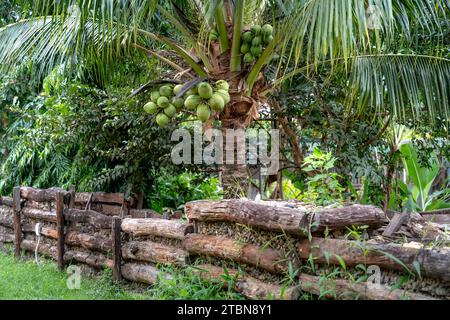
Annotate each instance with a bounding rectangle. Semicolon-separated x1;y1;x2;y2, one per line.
195;264;300;300
298;273;437;300
382;212;408;237
22;224;58;239
122;241;188;266
20;187;67;203
185;200;385;236
0;234;14;242
112;217;122;282
121;218;194;240
406;212;448;240
75;192;127;206
64;208;112;229
21;239;57;259
56;191;65;270
421;212;450;225
0;214;13;229
21;207;56;222
129;209;163;219
183;234;287;274
121;262;170;284
298;238;450;282
13;187;22;259
66;231;111;252
0;196;13;207
64;250;113;269
91;203;123;216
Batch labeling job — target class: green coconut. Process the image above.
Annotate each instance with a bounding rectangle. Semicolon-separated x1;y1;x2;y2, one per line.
215;80;230;92
216;89;231;104
184;95;202;110
156;113;170;127
250;25;261;36
157;96;170;108
172;97;185;109
209;94;225;112
209;30;219;41
164;104;177;118
252;36;261;46
173;84;184;96
197;82;213;99
263;34;274;45
261;24;273;36
197;104;211;122
159;85;173;97
150;91;160;102
185;87;198;96
250;45;263;57
243;52;255;64
242;31;253;42
143;101;158;115
240;43;250;54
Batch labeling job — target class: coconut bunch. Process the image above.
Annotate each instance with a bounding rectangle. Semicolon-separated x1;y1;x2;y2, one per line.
143;83;185;127
240;24;273;64
143;80;230;127
183;80;230;123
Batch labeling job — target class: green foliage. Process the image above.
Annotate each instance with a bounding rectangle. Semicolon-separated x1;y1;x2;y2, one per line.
300;148;344;206
0;248;147;299
147;171;222;213
399;143;450;211
147;265;243;300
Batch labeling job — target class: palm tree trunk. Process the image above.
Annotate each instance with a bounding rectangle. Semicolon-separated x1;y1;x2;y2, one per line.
220;118;249;199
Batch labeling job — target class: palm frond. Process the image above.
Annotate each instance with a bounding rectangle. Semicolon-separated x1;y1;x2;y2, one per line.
350;54;450;127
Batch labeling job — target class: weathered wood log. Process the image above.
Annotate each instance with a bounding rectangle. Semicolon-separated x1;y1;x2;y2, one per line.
13;187;22;259
129;209;163;219
185;200;385;236
22;224;58;239
64;250;113;269
21;239;57;259
184;234;288;274
122;241;188;266
195;264;300;300
406;212;449;240
298;238;450;282
21;207;56;222
0;196;13;207
20;187;67;203
121;262;170;284
0;214;13;229
56;191;65;270
64;208;112;229
420;211;450;225
0;234;14;242
298;273;437;300
112;217;122;281
75;192;128;206
121;218;193;240
383;212;408;237
66;231;112;252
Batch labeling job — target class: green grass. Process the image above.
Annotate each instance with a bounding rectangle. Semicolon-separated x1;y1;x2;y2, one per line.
0;248;243;300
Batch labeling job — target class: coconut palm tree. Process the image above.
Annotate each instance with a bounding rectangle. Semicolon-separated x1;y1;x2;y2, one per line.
0;0;448;198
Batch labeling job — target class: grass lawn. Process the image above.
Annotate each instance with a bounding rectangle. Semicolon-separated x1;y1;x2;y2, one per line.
0;248;151;300
0;247;243;300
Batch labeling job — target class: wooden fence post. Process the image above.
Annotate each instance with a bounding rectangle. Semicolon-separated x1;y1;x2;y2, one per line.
56;191;65;271
13;186;22;260
112;217;122;281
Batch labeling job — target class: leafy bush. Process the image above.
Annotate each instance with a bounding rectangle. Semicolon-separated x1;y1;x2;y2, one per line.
147;170;222;213
300;148;344;206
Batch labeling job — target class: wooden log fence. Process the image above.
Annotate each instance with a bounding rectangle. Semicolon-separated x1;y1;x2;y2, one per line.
185;200;386;236
297;237;450;282
1;188;449;300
